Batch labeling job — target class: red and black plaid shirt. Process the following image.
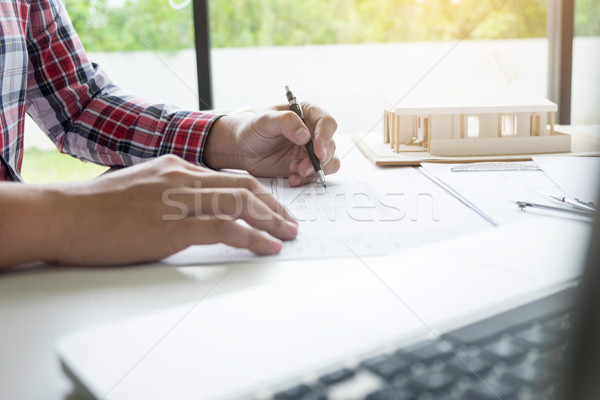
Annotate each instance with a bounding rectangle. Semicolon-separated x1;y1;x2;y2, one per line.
0;0;218;181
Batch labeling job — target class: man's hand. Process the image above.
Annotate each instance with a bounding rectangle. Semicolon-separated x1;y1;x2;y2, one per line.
0;156;298;268
204;103;341;187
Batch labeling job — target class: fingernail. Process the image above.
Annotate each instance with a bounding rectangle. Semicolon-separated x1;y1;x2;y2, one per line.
267;238;283;254
295;129;309;142
286;220;299;236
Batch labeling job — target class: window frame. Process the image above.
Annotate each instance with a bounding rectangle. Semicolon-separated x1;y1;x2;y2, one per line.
193;0;575;122
193;0;213;110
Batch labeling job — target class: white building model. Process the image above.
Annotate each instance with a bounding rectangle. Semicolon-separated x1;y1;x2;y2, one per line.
383;87;571;156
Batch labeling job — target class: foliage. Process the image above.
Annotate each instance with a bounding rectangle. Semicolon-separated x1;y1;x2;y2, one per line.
209;0;549;47
21;149;108;183
575;0;600;37
64;0;195;52
63;0;599;52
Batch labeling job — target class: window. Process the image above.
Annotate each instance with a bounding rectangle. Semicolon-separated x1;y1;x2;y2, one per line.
205;0;550;134
67;0;199;109
467;116;480;138
572;0;600;124
26;0;199;133
23;0;199;182
501;115;517;136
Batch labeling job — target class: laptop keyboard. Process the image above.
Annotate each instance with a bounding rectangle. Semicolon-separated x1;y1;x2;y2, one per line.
271;288;574;400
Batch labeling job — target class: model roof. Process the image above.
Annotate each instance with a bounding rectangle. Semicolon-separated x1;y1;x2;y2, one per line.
393;86;557;115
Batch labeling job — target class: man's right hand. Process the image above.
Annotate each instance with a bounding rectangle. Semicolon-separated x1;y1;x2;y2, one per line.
0;155;298;268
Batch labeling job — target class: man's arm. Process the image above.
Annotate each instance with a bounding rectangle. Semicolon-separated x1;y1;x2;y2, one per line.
25;1;341;184
0;156;298;269
0;183;57;267
25;0;217;168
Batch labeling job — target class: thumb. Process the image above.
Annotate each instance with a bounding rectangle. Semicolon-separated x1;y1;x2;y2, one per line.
254;110;311;146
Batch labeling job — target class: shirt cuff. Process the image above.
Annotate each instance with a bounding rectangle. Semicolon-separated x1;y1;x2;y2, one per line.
160;111;221;167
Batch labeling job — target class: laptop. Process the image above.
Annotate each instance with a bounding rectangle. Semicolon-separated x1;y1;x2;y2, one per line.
57;203;599;399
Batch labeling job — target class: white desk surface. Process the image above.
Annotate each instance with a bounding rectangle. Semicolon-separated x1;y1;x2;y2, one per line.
0;132;577;399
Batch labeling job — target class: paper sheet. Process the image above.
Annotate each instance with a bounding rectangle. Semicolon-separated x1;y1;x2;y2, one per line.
420;162;571;226
162;229;462;265
163;176;461;265
265;176;403;224
533;156;600;204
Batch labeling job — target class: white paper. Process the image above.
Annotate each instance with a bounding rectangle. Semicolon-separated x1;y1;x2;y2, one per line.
420;162;571;226
265;176;399;224
533;156;600;204
163;176;462;265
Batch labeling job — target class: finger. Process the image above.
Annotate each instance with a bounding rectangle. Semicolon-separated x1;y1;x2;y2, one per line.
254;110;311;146
191;173;297;224
323;155;341;175
164;169;297;224
303;103;338;160
199;188;299;241
178;217;283;255
322;139;337;166
270;103;337;160
288;156;341;187
169;188;298;241
288;158;302;176
295;139;337;177
288;174;316;188
296;156;315;178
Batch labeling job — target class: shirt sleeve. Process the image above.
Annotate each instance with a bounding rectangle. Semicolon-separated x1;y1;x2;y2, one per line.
24;0;219;167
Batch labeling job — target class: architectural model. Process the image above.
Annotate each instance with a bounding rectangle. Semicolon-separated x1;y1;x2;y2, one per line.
383;87;571;156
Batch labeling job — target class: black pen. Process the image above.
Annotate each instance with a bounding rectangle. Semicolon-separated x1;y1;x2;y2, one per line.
285;85;326;188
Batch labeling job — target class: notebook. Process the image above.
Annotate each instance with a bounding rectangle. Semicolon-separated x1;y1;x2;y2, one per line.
57;209;598;399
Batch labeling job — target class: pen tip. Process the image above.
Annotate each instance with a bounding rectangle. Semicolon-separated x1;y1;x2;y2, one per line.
513;201;526;209
316;170;326;188
285;85;290;92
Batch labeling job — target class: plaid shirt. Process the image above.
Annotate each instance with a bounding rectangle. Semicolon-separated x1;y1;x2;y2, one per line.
0;0;218;181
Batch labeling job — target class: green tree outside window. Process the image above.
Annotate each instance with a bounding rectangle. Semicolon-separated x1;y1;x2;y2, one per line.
62;0;598;53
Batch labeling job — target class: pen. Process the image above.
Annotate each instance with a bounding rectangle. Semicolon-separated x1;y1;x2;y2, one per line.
547;194;597;212
513;201;596;217
285;85;326;188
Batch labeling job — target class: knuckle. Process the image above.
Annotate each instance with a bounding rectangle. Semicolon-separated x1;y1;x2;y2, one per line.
237;187;253;200
195;164;210;173
160;166;190;182
301;102;315;115
331;157;341;171
238;175;259;190
257;111;277;127
161;154;183;163
245;230;262;250
212;218;230;237
324;115;338;131
282;110;300;125
329;141;337;154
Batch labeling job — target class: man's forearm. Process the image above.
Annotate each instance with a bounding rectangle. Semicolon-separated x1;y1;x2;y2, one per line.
203;116;243;170
0;183;58;268
26;0;219;171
